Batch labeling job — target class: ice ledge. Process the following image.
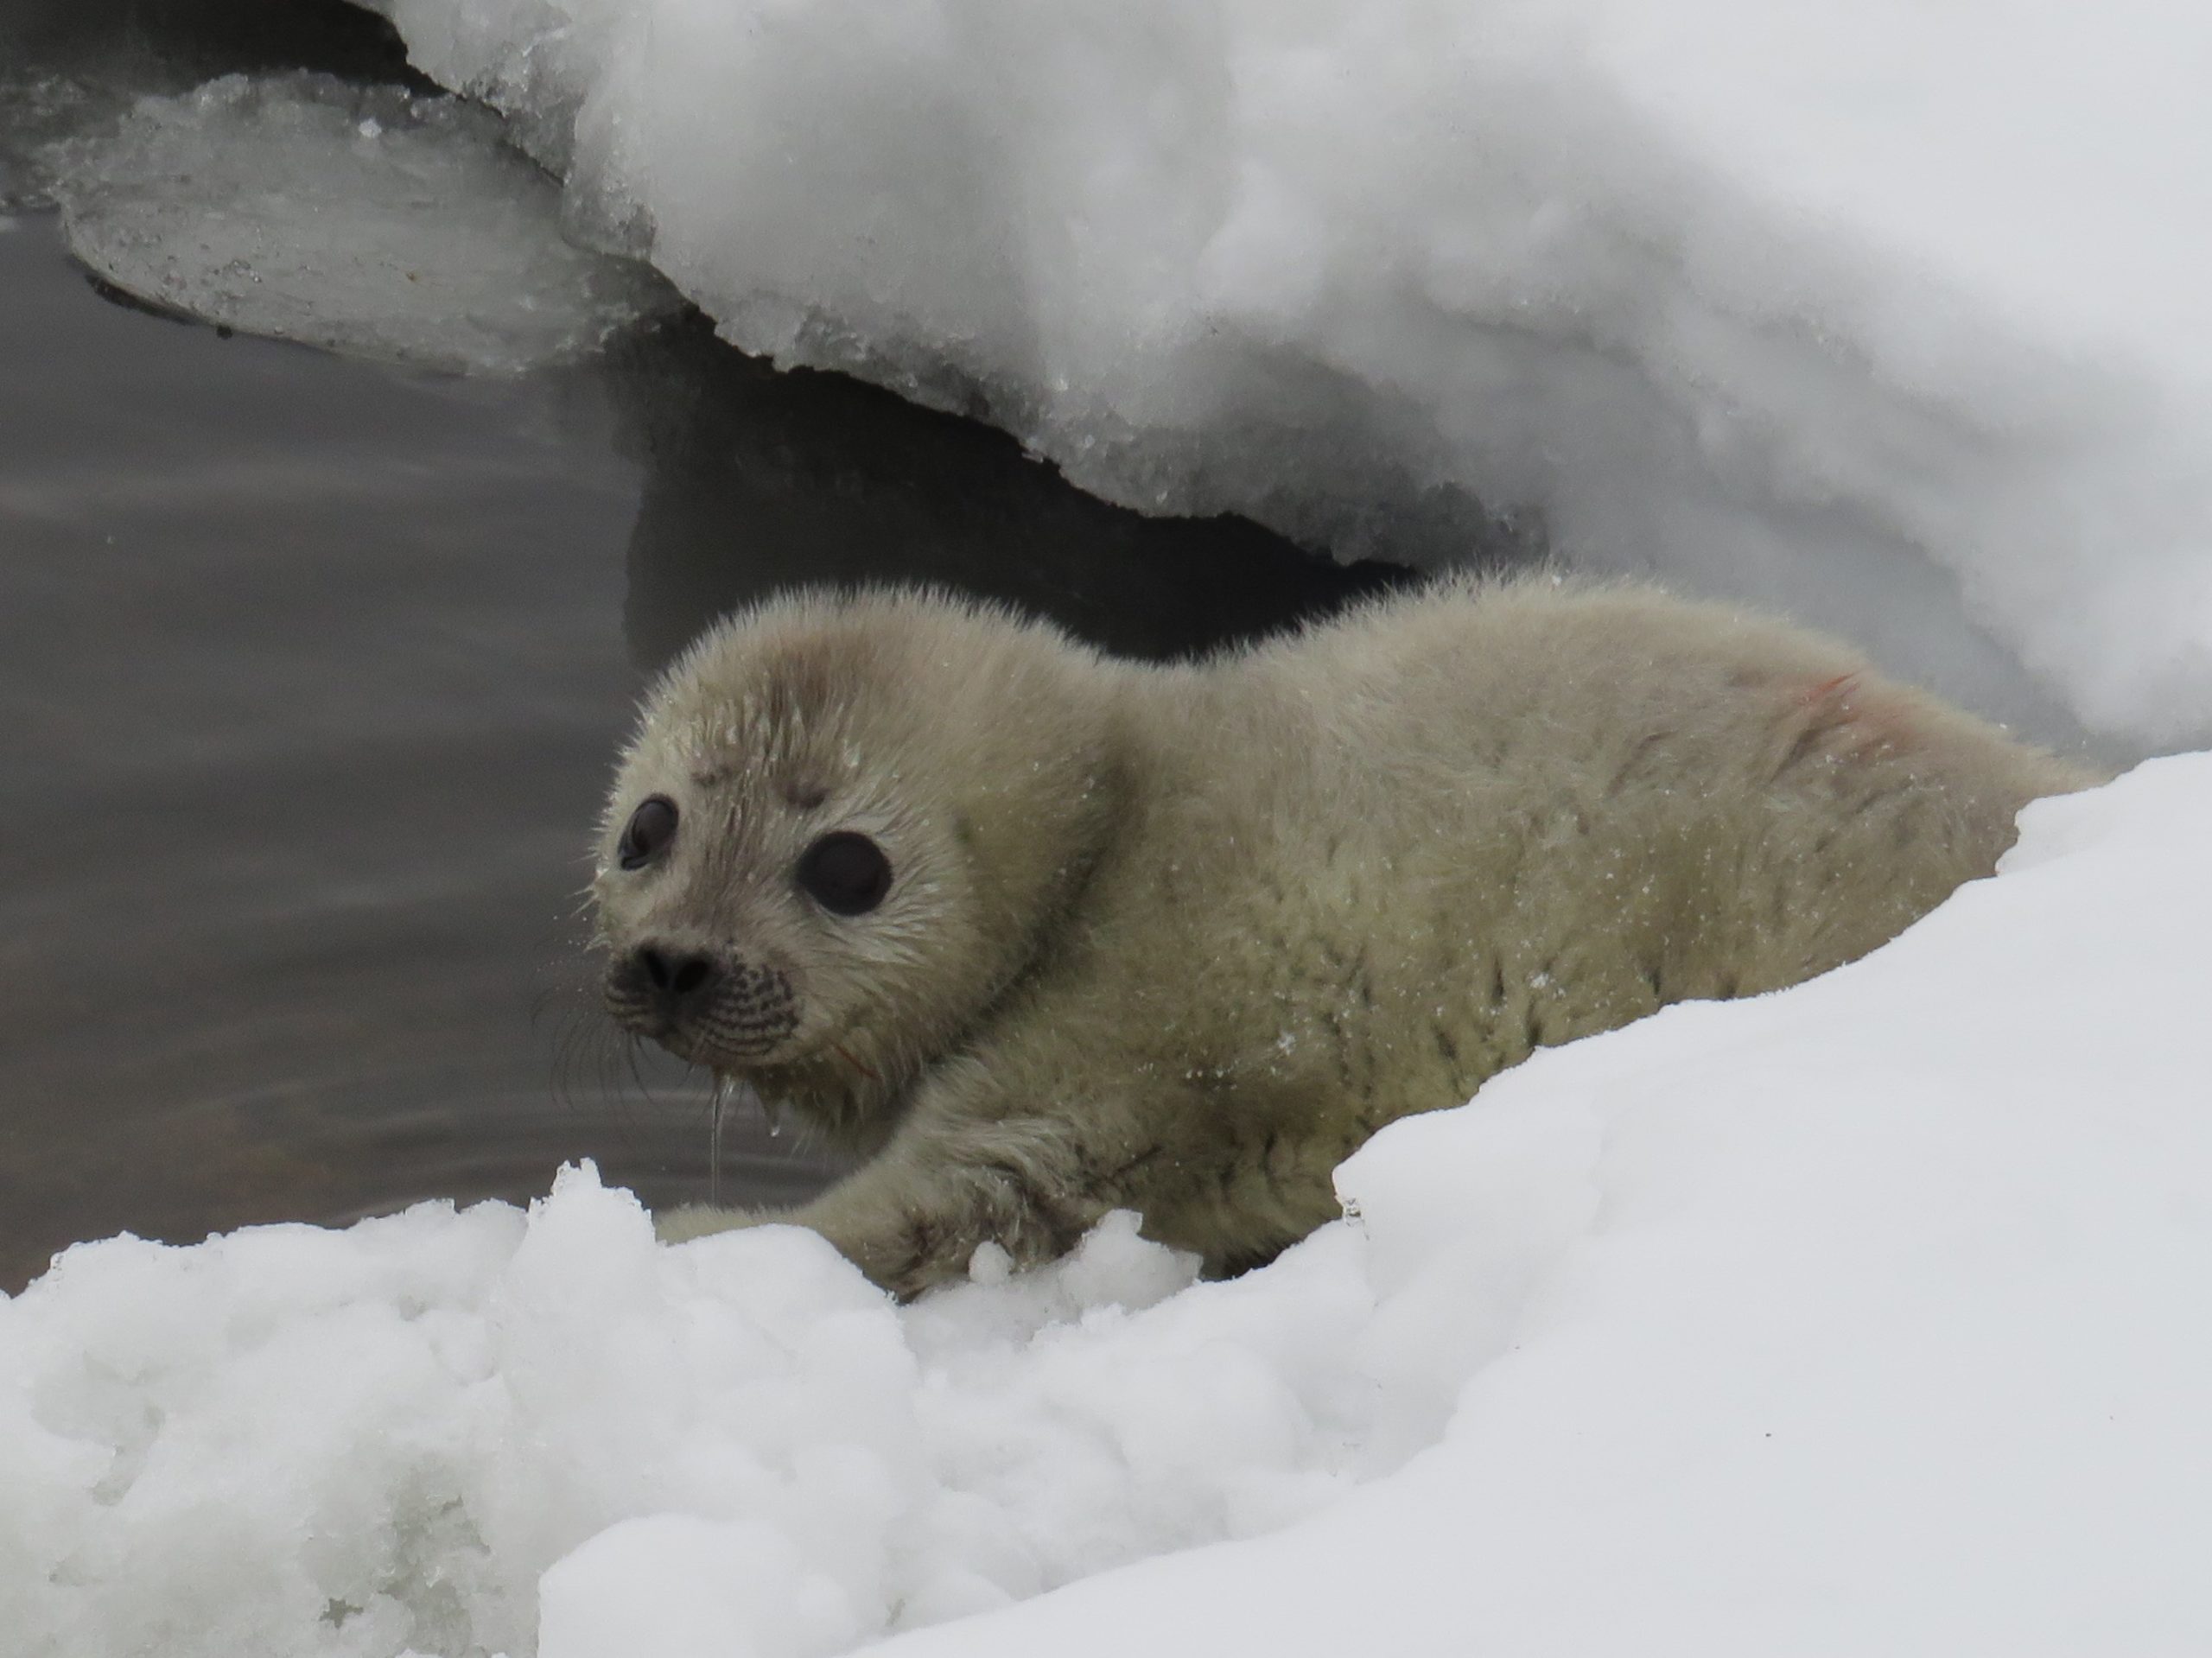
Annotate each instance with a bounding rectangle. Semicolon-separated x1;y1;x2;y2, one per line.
362;0;2212;747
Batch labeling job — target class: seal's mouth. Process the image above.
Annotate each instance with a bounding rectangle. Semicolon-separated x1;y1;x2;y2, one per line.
601;945;800;1070
624;1014;796;1072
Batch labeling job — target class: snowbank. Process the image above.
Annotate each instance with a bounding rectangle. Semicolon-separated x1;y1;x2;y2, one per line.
876;752;2212;1658
354;0;2212;746
8;755;2212;1656
48;72;672;372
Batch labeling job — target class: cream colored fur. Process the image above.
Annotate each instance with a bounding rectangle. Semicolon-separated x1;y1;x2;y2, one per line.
593;576;2096;1297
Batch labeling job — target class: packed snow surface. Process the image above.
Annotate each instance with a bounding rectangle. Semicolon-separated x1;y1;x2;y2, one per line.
7;753;2212;1656
352;0;2212;746
48;72;672;373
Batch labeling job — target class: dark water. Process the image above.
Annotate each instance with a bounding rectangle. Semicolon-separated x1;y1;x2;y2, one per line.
0;1;1413;1291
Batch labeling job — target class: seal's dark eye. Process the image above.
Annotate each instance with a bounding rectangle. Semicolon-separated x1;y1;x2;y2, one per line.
796;831;892;916
618;795;678;871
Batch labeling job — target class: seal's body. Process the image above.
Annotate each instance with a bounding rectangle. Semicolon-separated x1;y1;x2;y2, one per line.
594;578;2093;1297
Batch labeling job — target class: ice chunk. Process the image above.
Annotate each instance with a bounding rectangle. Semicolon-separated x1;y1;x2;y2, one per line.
364;0;2212;745
48;71;673;374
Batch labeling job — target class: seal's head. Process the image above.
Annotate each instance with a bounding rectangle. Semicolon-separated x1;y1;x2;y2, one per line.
593;588;1122;1142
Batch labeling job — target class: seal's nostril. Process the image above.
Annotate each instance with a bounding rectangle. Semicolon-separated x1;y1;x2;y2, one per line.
632;945;717;1006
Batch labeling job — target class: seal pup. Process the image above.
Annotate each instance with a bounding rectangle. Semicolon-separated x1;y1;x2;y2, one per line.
593;577;2095;1298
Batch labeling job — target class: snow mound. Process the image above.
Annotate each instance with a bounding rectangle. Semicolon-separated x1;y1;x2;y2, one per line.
48;72;673;374
358;0;2212;745
0;1170;1497;1658
877;754;2212;1658
9;754;2212;1656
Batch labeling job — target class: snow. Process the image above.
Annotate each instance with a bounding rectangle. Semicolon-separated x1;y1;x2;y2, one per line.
337;0;2212;747
880;755;2212;1658
46;72;674;374
8;754;2212;1655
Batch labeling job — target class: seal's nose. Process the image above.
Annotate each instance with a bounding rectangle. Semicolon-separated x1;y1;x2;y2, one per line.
633;943;719;1011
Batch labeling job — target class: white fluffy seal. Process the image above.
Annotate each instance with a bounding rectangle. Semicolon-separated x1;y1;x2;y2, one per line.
592;577;2094;1297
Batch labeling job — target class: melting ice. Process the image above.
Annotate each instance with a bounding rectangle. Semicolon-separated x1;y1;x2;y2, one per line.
48;72;672;374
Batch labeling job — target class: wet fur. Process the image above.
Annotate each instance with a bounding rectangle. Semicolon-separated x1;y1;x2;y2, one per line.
594;576;2097;1298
